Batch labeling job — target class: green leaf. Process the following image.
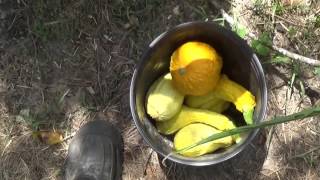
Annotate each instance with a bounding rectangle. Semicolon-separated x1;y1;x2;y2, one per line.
314;67;320;76
293;62;301;75
233;24;248;38
252;41;270;56
16;108;45;130
288;27;297;37
271;55;291;64
251;33;272;56
316;15;320;28
259;33;272;46
299;80;305;97
263;55;291;65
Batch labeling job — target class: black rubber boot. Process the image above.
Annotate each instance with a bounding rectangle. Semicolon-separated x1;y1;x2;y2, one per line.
65;120;123;180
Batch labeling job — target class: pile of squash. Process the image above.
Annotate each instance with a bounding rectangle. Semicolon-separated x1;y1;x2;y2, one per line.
146;42;256;157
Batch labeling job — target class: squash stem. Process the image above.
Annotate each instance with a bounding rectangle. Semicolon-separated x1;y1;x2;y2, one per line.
243;108;254;125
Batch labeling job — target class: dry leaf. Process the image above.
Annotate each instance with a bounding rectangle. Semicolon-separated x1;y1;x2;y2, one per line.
173;5;180;15
33;131;63;145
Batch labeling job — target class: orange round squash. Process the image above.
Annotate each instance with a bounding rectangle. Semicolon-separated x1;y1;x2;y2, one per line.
170;41;222;96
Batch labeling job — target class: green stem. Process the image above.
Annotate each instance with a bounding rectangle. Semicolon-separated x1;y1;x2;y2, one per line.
243;108;254;125
176;106;320;153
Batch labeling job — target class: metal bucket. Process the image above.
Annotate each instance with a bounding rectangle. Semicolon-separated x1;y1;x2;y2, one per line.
130;22;267;166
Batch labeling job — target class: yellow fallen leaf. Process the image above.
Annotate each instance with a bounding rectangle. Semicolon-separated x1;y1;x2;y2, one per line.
32;131;63;145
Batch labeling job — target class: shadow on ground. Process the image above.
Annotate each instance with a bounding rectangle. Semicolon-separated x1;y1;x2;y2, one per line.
1;0;281;179
158;130;268;180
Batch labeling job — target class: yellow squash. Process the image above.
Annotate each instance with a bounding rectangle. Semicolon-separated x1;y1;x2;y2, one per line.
170;41;222;96
146;73;184;121
214;74;256;124
201;100;230;113
185;93;230;113
156;106;240;142
174;123;233;157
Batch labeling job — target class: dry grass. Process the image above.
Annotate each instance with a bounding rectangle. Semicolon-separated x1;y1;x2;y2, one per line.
235;0;320;179
0;0;319;179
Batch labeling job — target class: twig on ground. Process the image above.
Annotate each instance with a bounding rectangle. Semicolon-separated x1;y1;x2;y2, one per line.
7;14;17;31
161;152;175;167
62;133;75;142
272;46;320;66
143;149;154;176
266;126;276;154
1;139;12;157
291;146;320;159
266;166;298;176
220;9;320;66
266;11;306;27
44;20;69;26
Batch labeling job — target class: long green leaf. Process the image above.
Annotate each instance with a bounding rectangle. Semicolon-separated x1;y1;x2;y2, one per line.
175;106;320;153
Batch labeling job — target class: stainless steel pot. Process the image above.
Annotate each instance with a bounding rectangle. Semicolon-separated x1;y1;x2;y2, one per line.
130;22;267;166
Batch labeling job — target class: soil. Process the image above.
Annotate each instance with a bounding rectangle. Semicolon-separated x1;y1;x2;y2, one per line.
0;0;319;179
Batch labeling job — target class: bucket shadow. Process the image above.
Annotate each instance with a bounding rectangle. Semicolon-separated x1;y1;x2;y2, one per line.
158;130;268;180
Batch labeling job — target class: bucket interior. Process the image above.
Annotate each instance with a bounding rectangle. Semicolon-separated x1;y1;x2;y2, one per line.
130;22;267;165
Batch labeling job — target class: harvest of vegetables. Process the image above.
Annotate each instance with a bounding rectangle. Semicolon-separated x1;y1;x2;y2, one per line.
146;41;256;157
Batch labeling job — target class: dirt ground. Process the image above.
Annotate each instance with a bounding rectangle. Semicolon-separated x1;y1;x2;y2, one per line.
0;0;319;179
